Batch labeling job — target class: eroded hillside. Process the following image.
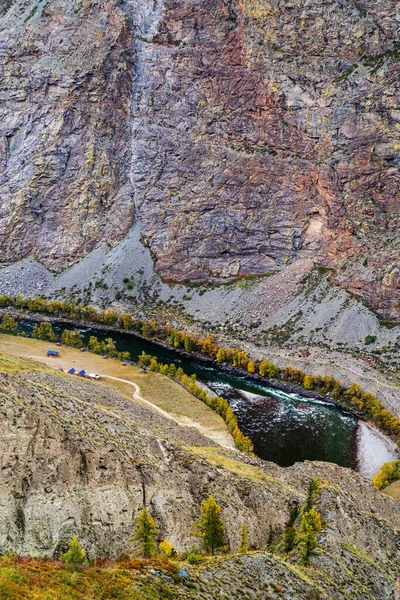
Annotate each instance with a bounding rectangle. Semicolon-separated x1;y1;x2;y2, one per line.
0;353;399;598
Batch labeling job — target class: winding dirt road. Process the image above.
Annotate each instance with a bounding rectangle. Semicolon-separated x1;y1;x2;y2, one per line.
103;374;179;422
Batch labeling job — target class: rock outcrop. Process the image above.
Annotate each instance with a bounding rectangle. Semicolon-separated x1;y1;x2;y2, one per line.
0;355;400;598
0;0;398;317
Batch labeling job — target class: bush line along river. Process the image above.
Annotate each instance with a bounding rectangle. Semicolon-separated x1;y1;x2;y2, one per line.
15;317;397;477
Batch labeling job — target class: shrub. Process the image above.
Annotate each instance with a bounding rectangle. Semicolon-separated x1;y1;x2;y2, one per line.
365;335;377;345
159;539;175;558
182;549;202;565
61;536;85;567
372;459;400;490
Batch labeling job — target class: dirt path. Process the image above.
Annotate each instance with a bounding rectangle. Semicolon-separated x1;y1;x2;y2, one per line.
102;374;235;448
103;374;179;422
0;334;234;449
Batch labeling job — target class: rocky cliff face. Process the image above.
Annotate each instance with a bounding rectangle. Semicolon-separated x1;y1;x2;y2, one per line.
0;0;136;265
1;356;400;598
0;0;398;316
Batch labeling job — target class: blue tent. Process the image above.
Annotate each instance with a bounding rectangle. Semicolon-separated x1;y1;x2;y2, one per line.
68;368;75;374
78;370;86;377
47;349;59;356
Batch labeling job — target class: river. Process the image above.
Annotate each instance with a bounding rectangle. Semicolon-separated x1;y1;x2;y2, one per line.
15;317;397;476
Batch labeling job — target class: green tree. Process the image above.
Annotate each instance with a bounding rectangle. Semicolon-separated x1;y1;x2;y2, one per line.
192;496;226;555
239;523;249;554
32;322;56;341
304;478;321;512
298;508;322;566
134;508;159;558
119;312;133;329
216;348;226;364
168;364;177;378
61;330;84;348
259;360;280;378
88;335;103;354
169;330;181;348
284;526;296;552
0;314;18;335
184;335;194;352
303;375;314;390
61;536;85;567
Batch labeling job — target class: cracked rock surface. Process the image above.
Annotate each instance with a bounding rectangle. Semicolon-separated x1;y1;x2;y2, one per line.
0;0;398;316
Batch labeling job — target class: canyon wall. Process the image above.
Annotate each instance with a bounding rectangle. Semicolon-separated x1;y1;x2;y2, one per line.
0;0;398;315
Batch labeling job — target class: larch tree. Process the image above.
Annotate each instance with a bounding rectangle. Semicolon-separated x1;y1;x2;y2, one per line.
192;496;226;555
61;536;85;567
134;508;159;558
239;523;249;554
298;507;322;566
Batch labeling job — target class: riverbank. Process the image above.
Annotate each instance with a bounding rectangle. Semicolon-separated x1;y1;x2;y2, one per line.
0;334;234;449
1;315;398;474
238;340;400;420
0;310;371;416
5;309;396;438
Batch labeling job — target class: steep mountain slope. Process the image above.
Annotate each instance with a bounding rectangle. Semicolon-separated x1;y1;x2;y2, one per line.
0;353;400;598
0;0;398;317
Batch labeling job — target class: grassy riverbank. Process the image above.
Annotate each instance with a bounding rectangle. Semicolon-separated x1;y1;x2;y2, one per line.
1;299;399;449
0;334;234;448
